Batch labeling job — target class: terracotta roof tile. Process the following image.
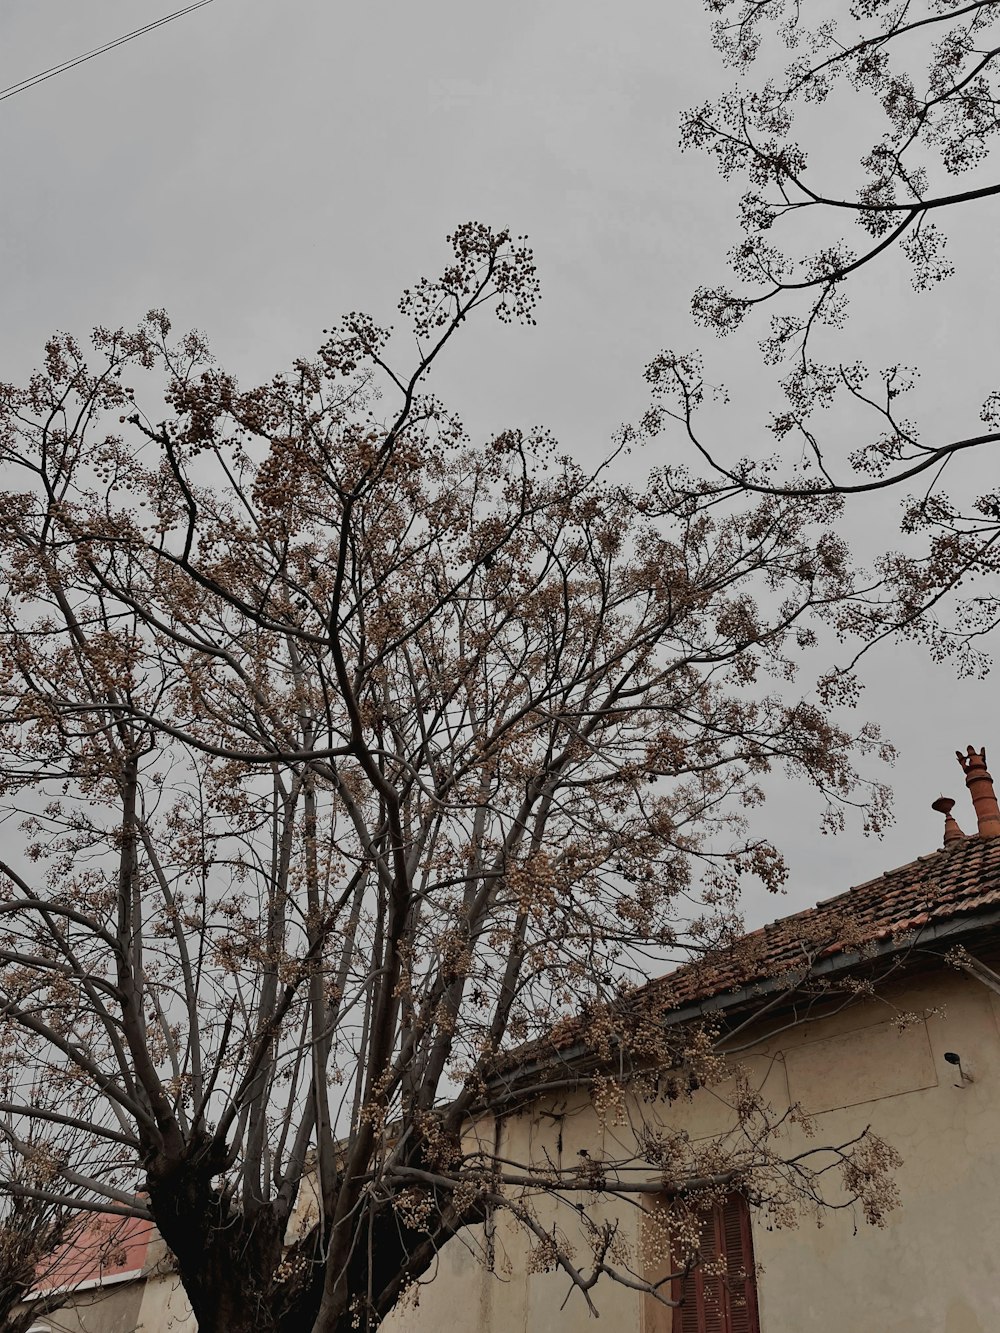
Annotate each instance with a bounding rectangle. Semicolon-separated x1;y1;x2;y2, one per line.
639;833;1000;1014
494;835;1000;1081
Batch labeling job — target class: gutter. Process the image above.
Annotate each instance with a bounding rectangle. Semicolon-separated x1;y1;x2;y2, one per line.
25;1267;145;1301
954;950;1000;997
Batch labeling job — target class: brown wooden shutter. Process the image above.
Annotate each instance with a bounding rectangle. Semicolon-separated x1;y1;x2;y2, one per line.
671;1195;760;1333
643;1193;760;1333
698;1206;725;1333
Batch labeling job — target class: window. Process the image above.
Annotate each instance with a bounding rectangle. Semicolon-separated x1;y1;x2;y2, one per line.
643;1192;760;1333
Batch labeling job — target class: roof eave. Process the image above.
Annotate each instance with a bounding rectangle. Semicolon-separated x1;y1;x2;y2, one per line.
654;903;1000;1028
490;904;1000;1096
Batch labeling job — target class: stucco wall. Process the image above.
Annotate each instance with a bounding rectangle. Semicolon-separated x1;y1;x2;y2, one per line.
24;1238;197;1333
135;1241;197;1331
28;1280;145;1333
385;966;1000;1332
748;969;1000;1333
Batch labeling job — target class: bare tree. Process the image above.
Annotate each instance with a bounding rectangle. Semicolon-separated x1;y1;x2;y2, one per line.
0;223;900;1332
0;1082;135;1333
642;0;1000;669
0;1183;71;1333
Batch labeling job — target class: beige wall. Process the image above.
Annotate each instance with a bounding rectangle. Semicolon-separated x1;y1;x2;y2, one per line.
23;1237;196;1333
749;969;1000;1333
28;1282;145;1333
135;1239;197;1331
386;966;1000;1332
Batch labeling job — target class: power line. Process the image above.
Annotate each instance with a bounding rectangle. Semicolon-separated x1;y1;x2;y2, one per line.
0;1;215;106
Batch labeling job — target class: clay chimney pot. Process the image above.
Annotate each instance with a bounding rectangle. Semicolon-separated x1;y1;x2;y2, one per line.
931;795;965;845
955;746;1000;839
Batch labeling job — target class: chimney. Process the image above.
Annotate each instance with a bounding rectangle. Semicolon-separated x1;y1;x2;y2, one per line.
956;746;1000;838
931;796;965;845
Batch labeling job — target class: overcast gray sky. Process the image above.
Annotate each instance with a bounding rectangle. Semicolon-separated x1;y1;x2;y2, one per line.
2;0;998;928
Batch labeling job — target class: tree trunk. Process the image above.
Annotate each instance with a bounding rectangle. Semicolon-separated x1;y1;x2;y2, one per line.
144;1148;317;1333
146;1142;477;1333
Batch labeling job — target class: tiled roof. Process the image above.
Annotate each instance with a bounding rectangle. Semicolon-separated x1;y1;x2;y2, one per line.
639;833;1000;1015
494;834;1000;1082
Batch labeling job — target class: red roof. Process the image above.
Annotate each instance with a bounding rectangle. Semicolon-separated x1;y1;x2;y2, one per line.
34;1212;153;1293
641;832;1000;1014
496;833;1000;1080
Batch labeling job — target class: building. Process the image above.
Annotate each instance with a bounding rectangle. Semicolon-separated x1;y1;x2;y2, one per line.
386;746;1000;1333
27;747;1000;1332
22;1211;193;1333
